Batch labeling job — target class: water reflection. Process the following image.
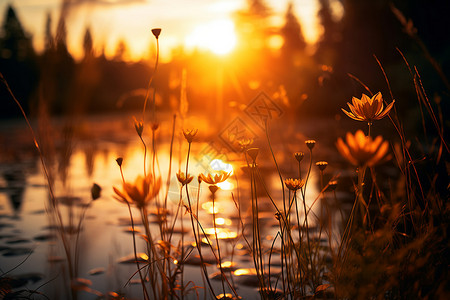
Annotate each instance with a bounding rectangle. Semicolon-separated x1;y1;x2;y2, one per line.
0;114;330;299
1;167;26;215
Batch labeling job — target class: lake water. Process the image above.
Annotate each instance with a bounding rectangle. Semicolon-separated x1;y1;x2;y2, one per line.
0;112;348;299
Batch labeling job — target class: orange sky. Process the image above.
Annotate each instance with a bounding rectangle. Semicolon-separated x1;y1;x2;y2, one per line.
1;0;343;61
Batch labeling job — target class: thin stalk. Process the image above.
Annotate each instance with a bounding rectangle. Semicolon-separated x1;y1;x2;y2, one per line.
127;203;151;300
1;73;76;298
211;189;227;296
293;191;304;296
300;186;314;291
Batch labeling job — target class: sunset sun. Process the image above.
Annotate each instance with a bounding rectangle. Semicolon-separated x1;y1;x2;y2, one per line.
186;19;237;55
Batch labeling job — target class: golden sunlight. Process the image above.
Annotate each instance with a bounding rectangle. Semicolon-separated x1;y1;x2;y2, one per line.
185;19;237;55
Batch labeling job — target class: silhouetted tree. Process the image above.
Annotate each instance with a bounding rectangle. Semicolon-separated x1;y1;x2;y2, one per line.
334;0;407;84
234;0;273;52
0;5;34;61
315;0;340;66
83;27;93;58
0;4;38;117
280;2;306;57
114;39;128;61
44;12;54;52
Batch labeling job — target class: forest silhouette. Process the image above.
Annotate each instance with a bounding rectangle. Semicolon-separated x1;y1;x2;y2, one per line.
0;0;448;123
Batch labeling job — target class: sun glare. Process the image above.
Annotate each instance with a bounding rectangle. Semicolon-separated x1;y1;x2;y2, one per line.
186;20;237;55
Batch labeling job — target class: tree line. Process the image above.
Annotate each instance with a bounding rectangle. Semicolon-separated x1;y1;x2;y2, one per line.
0;0;448;121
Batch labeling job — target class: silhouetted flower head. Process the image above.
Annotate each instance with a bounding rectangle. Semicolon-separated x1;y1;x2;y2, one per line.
176;171;193;186
134;117;143;137
238;138;253;151
246;148;259;163
151;122;159;131
316;161;328;171
91;183;101;200
209;185;219;195
305;140;316;150
183;129;198;143
328;180;338;191
284;178;305;191
152;28;161;39
294;152;304;162
342;92;395;123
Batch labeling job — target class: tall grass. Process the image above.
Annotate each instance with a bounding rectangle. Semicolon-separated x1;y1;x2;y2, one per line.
1;24;448;300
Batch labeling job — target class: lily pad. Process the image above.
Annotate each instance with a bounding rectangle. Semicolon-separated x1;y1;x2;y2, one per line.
2;247;33;256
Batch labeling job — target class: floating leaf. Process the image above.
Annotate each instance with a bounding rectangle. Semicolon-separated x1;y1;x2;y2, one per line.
123;227;140;234
33;233;56;241
56;196;82;206
2;247;33;257
88;267;105;276
117;253;148;264
5;238;30;244
48;256;65;263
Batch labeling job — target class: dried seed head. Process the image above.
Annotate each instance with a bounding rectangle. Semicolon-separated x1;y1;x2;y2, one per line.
116;157;123;167
91;183;101;200
294;152;304;162
305;140;316;150
247;147;259;163
316;161;328;171
151;28;161;39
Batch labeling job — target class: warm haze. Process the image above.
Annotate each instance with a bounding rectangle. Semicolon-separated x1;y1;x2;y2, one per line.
0;0;343;61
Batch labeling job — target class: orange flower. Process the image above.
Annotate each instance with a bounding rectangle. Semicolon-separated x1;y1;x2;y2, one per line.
284;178;305;191
199;171;231;185
113;174;161;208
342;92;395;123
305;140;316;150
183;129;198;143
176;171;193;186
336;130;389;167
238;138;253;150
294;152;304;162
315;161;328;171
246;148;259;163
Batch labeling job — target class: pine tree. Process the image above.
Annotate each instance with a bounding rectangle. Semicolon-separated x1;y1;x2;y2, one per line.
315;0;340;65
281;2;306;56
0;5;34;61
83;27;93;58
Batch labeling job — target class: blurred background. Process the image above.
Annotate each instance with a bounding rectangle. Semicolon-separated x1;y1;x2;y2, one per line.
0;0;449;123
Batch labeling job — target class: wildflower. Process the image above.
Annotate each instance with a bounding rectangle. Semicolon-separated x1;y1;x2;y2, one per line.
305;140;316;150
134;117;144;137
341;92;395;123
151;28;161;39
238;138;253;151
151;122;159;131
294;152;304;162
116;157;123;167
316;161;328;171
246;147;259;163
284;178;305;191
91;183;101;200
199;171;231;185
328;180;338;191
183;129;198;143
176;171;193;186
209;185;219;195
113;174;161;208
336;130;389;167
